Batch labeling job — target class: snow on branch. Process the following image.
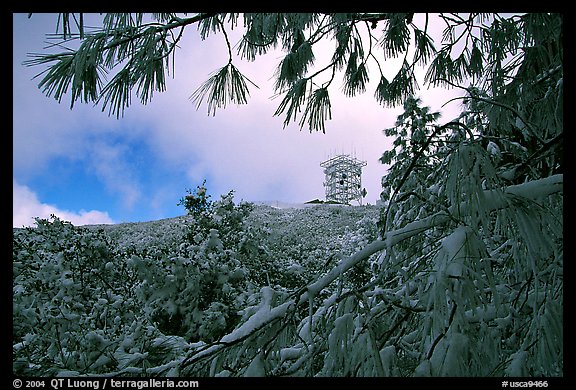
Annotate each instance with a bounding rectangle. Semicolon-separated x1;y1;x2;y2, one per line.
178;174;562;371
498;173;563;201
303;174;562;303
181;295;295;370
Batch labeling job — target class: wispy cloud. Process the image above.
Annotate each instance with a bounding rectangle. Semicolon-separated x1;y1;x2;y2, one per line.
13;180;114;227
86;140;143;211
13;13;465;224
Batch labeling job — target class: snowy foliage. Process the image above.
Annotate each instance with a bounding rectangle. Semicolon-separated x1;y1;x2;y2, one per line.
13;170;562;377
13;198;383;376
15;12;563;378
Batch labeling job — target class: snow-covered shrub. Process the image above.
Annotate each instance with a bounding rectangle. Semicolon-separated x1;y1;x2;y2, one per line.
13;216;143;375
132;242;250;343
177;180;212;220
140;188;264;343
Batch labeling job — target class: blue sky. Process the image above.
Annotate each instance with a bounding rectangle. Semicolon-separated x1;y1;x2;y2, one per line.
13;13;464;227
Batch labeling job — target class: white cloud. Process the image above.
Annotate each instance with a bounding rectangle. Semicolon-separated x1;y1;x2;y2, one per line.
12;13;468;223
87;140;142;210
125;20;464;207
13;180;114;227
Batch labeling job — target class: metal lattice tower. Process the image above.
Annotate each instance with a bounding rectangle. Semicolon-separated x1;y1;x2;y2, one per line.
320;154;367;205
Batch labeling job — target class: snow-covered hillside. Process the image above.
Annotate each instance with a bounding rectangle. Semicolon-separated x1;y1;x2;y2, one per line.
86;203;381;260
12;188;563;377
13;202;385;376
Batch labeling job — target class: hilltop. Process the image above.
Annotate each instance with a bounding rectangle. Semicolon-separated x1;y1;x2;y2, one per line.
85;203;382;261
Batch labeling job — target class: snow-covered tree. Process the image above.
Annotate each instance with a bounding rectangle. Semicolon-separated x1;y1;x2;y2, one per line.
18;13;562;377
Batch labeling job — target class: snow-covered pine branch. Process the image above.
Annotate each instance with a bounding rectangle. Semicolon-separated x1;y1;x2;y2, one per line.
175;173;562;373
306;173;563;304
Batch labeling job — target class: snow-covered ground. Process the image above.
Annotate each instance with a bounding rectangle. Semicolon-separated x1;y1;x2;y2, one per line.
253;200;316;209
253;200;360;209
84;202;381;255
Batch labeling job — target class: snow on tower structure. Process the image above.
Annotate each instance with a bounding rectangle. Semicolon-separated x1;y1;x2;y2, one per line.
320;154;367;205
